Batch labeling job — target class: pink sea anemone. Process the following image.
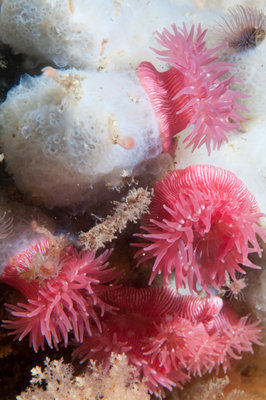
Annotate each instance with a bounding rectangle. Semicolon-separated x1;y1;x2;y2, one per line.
217;5;266;53
138;23;247;154
210;301;263;372
1;239;118;352
133;165;266;293
144;300;262;380
73;286;262;395
73;286;222;393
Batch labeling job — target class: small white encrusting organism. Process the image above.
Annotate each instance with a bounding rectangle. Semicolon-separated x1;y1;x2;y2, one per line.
224;271;248;301
16;221;70;282
0;68;163;209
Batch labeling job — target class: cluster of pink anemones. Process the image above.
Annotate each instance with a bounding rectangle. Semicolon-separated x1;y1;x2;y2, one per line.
133;164;266;294
138;23;247;154
73;286;262;395
1;238;118;352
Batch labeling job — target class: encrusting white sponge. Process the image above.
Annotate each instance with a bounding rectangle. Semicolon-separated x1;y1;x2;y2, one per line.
0;68;163;209
0;0;191;71
0;0;117;69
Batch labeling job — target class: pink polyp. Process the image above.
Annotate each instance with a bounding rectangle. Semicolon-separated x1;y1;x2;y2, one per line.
133;165;265;293
1;243;118;351
138;23;247;154
118;136;135;150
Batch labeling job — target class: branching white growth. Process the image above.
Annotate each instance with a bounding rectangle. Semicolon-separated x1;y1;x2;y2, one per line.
78;187;152;251
18;354;150;400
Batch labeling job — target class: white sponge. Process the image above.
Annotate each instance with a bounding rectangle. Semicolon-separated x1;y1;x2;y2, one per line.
0;68;162;208
0;0;192;71
0;0;117;69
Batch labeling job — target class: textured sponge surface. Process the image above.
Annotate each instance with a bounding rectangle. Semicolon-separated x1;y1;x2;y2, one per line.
0;69;162;208
0;0;117;68
0;0;191;71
